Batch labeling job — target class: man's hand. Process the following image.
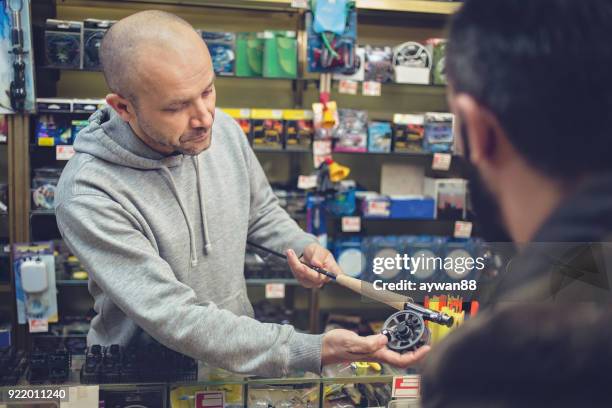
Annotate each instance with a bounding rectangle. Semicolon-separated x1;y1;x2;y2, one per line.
322;329;431;368
286;243;342;289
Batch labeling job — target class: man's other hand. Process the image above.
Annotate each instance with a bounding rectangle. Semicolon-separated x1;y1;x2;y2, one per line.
286;243;342;289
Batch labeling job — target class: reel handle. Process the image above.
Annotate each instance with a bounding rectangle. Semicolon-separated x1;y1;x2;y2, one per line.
404;303;454;327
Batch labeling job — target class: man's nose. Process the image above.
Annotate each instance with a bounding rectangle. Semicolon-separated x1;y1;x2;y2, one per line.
190;99;212;129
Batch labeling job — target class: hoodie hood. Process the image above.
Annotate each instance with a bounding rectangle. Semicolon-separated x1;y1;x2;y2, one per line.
75;106;212;265
75;106;184;169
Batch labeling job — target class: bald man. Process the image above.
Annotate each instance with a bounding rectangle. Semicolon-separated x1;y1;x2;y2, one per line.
54;11;429;377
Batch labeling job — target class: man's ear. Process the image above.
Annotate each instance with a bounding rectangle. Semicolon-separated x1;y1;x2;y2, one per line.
105;93;135;122
452;94;506;167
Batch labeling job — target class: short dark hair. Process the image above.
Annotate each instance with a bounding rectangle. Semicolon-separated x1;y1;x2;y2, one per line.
447;0;612;179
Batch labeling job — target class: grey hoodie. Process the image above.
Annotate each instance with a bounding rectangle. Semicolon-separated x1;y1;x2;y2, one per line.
55;107;322;377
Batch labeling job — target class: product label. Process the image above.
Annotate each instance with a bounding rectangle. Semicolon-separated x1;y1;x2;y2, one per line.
432;152;452;171
362;81;382;96
341;216;361;232
291;0;309;8
265;283;286;299
454;221;473;238
298;175;318;190
251;109;283;120
313;140;333;168
392;375;420;398
283;109;312;120
338;80;358;95
28;318;49;333
56;145;75;161
222;108;251;119
367;201;390;217
195;391;225;408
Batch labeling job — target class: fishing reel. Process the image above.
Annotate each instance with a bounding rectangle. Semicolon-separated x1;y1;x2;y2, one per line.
381;303;453;353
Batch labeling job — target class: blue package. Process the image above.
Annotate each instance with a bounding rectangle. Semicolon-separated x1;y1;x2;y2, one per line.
368;121;392;153
35;115;72;145
424;112;454;153
389;196;435;220
306;194;327;236
307;9;357;73
0;323;11;348
201;31;235;76
313;0;349;35
327;188;356;216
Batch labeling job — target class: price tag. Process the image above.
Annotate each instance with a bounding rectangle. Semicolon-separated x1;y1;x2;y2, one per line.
195;391;225;408
56;145;76;161
392;375;420;399
341;216;361;232
432;153;452;171
338;80;358;95
454;221;473;238
291;0;309;8
0;134;7;143
313;140;333;168
298;175;318;190
265;283;286;299
61;385;99;407
367;200;390;217
28;318;49;333
362;81;382;96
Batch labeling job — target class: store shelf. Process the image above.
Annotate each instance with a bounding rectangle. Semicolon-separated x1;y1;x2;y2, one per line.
0;372;397;392
30;142;461;164
0;213;8;241
57;0;298;12
30;208;306;223
332;81;447;95
328;216;469;237
57;279;88;286
357;0;461;15
41;67;316;83
57;0;460;15
31;209;56;216
57;277;299;287
246;278;299;285
320;374;395;384
256;148;460;160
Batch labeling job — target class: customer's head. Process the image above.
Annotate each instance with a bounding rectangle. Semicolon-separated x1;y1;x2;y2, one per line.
446;0;612;242
101;10;216;155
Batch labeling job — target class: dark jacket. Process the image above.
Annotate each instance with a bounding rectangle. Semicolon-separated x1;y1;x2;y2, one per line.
421;174;612;407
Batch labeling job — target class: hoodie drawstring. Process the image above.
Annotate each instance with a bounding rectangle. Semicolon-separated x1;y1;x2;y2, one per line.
158;157;212;268
159;166;199;267
193;156;212;255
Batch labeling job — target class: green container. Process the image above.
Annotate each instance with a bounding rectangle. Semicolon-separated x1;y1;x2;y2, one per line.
263;31;297;79
430;39;447;85
236;32;264;77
